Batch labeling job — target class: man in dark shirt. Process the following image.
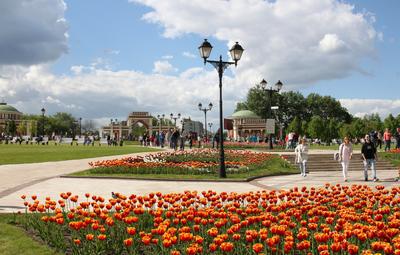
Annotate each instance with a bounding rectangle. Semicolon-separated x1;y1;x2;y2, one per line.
361;134;378;182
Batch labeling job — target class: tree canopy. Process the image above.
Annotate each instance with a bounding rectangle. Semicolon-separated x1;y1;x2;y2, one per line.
235;84;399;141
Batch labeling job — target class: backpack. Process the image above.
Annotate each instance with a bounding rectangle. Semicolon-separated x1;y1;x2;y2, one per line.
333;152;340;161
334;144;344;161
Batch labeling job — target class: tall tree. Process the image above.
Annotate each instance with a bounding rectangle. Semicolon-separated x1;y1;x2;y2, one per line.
383;114;398;133
234;102;248;112
287;116;302;135
305;94;352;123
307;116;324;140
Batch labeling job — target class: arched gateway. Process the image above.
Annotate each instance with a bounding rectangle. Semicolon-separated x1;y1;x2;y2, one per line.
101;112;153;140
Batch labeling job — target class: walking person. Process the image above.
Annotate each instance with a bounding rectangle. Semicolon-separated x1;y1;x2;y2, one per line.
361;134;378;182
384;128;392;152
377;130;383;150
295;138;309;177
394;127;400;149
338;136;353;182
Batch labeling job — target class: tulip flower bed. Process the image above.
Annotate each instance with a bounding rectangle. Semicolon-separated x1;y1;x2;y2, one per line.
74;149;294;179
19;184;400;255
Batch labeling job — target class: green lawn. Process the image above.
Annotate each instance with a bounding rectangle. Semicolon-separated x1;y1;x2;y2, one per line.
0;214;62;255
0;143;160;165
70;157;298;180
380;152;400;167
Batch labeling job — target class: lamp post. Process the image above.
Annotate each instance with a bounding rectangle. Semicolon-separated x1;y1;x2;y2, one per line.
41;108;45;137
79;117;82;137
170;113;181;126
259;79;283;150
198;39;244;178
110;119;113;139
198;102;212;142
157;114;165;134
208;122;213;136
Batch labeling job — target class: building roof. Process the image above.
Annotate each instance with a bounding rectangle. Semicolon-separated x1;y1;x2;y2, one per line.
230;110;260;119
0;103;21;113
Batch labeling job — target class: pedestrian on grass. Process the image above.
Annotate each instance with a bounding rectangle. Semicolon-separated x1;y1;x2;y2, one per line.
295;138;309;177
384;128;392;152
339;136;353;182
361;134;378;182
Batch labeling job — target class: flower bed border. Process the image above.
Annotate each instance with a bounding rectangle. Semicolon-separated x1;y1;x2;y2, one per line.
60;171;298;182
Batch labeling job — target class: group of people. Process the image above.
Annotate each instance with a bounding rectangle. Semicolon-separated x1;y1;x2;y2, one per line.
285;132;300;149
140;129;197;151
295;131;400;182
366;128;400;151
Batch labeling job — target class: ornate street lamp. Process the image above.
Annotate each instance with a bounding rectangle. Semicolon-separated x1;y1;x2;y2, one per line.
198;39;244;178
259;79;283;150
170;113;181;126
198;102;212;141
79;117;82;136
41;108;45;136
157;114;165;134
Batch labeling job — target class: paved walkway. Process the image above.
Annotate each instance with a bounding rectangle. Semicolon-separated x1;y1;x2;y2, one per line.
0;149;398;213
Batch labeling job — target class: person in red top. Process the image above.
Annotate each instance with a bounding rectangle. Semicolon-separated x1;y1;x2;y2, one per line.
383;128;392;151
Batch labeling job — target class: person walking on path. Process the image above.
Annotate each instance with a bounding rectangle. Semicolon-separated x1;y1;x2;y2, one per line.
377;130;383;150
339;136;353;182
361;134;378;182
394;127;400;149
384;128;392;151
295;138;309;177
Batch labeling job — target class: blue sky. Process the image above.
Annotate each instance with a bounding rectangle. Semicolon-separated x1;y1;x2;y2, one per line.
0;0;399;125
303;0;399;99
53;0;399;99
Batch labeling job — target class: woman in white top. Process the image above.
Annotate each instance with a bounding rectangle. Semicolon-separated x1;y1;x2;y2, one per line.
339;136;353;182
295;139;309;177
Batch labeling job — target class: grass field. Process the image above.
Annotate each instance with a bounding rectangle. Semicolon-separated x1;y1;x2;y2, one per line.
0;143;160;165
0;214;62;255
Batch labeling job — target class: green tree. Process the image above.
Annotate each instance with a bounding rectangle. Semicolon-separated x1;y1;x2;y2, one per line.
301;121;309;138
276;91;307;128
17;121;27;135
6;120;17;136
287;116;302;135
350;118;365;139
234;102;248;112
383;114;398;133
339;123;352;139
362;114;383;133
325;118;339;144
305;94;352;123
47;113;76;136
307;116;324;140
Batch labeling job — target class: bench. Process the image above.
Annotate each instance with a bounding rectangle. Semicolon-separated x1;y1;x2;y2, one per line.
60;137;73;145
99;138;109;146
76;138;85;145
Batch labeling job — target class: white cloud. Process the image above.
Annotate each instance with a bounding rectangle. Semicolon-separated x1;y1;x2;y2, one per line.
161;55;173;59
132;0;380;87
0;64;234;125
339;99;400;118
0;0;68;65
319;34;347;53
182;51;196;58
152;60;177;74
70;65;85;75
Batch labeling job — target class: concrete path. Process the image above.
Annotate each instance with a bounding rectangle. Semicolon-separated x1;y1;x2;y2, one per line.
0;148;398;213
0;149;167;198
